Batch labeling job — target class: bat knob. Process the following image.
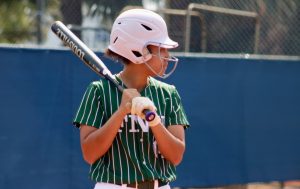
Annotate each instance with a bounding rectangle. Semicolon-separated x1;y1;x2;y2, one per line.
144;110;156;122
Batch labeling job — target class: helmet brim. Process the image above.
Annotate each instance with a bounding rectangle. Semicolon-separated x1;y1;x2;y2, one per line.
148;38;179;49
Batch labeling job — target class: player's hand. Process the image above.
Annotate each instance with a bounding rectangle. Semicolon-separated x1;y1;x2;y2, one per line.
131;97;161;127
131;97;156;118
119;89;140;115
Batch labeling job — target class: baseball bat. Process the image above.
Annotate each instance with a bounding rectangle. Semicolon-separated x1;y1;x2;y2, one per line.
51;21;155;122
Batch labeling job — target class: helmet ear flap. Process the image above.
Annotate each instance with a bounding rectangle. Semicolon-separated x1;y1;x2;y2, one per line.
131;47;152;64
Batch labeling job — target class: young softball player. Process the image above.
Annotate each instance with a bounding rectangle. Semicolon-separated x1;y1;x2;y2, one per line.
73;8;189;189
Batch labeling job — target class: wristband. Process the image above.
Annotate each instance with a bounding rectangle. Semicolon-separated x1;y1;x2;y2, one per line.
148;114;161;127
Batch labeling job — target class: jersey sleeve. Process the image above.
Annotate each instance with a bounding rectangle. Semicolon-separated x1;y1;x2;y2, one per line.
166;87;190;128
73;82;106;128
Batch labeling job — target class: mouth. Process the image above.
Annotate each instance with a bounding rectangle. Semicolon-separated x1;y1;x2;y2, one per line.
159;61;168;75
144;55;178;79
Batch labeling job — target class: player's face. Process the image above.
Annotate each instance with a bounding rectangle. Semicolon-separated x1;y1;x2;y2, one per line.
146;45;170;77
145;45;178;79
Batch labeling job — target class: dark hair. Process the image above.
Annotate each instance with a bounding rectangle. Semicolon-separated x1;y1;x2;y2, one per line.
104;48;130;65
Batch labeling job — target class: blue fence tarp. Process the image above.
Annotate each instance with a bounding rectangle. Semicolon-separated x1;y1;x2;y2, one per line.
0;47;299;189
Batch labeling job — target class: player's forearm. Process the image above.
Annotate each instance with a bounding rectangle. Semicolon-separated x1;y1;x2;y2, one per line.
81;108;127;164
151;124;185;166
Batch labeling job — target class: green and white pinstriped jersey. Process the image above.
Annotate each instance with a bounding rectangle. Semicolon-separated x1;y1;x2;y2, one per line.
73;75;189;184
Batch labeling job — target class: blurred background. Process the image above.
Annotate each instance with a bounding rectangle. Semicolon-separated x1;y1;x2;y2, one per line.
0;0;299;55
0;1;299;189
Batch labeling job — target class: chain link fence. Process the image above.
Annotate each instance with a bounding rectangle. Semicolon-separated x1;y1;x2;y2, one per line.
0;0;299;56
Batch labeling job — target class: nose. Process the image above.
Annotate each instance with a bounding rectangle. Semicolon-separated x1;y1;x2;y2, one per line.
163;49;170;57
160;49;170;59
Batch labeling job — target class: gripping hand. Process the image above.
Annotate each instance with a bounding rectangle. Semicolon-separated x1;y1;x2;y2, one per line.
131;97;161;127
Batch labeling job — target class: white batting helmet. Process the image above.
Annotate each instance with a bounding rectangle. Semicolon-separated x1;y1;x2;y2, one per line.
108;9;178;64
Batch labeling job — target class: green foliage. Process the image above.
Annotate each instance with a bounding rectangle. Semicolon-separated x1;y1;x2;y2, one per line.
0;1;35;43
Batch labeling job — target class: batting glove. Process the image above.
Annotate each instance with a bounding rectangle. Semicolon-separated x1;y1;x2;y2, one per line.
131;97;161;127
